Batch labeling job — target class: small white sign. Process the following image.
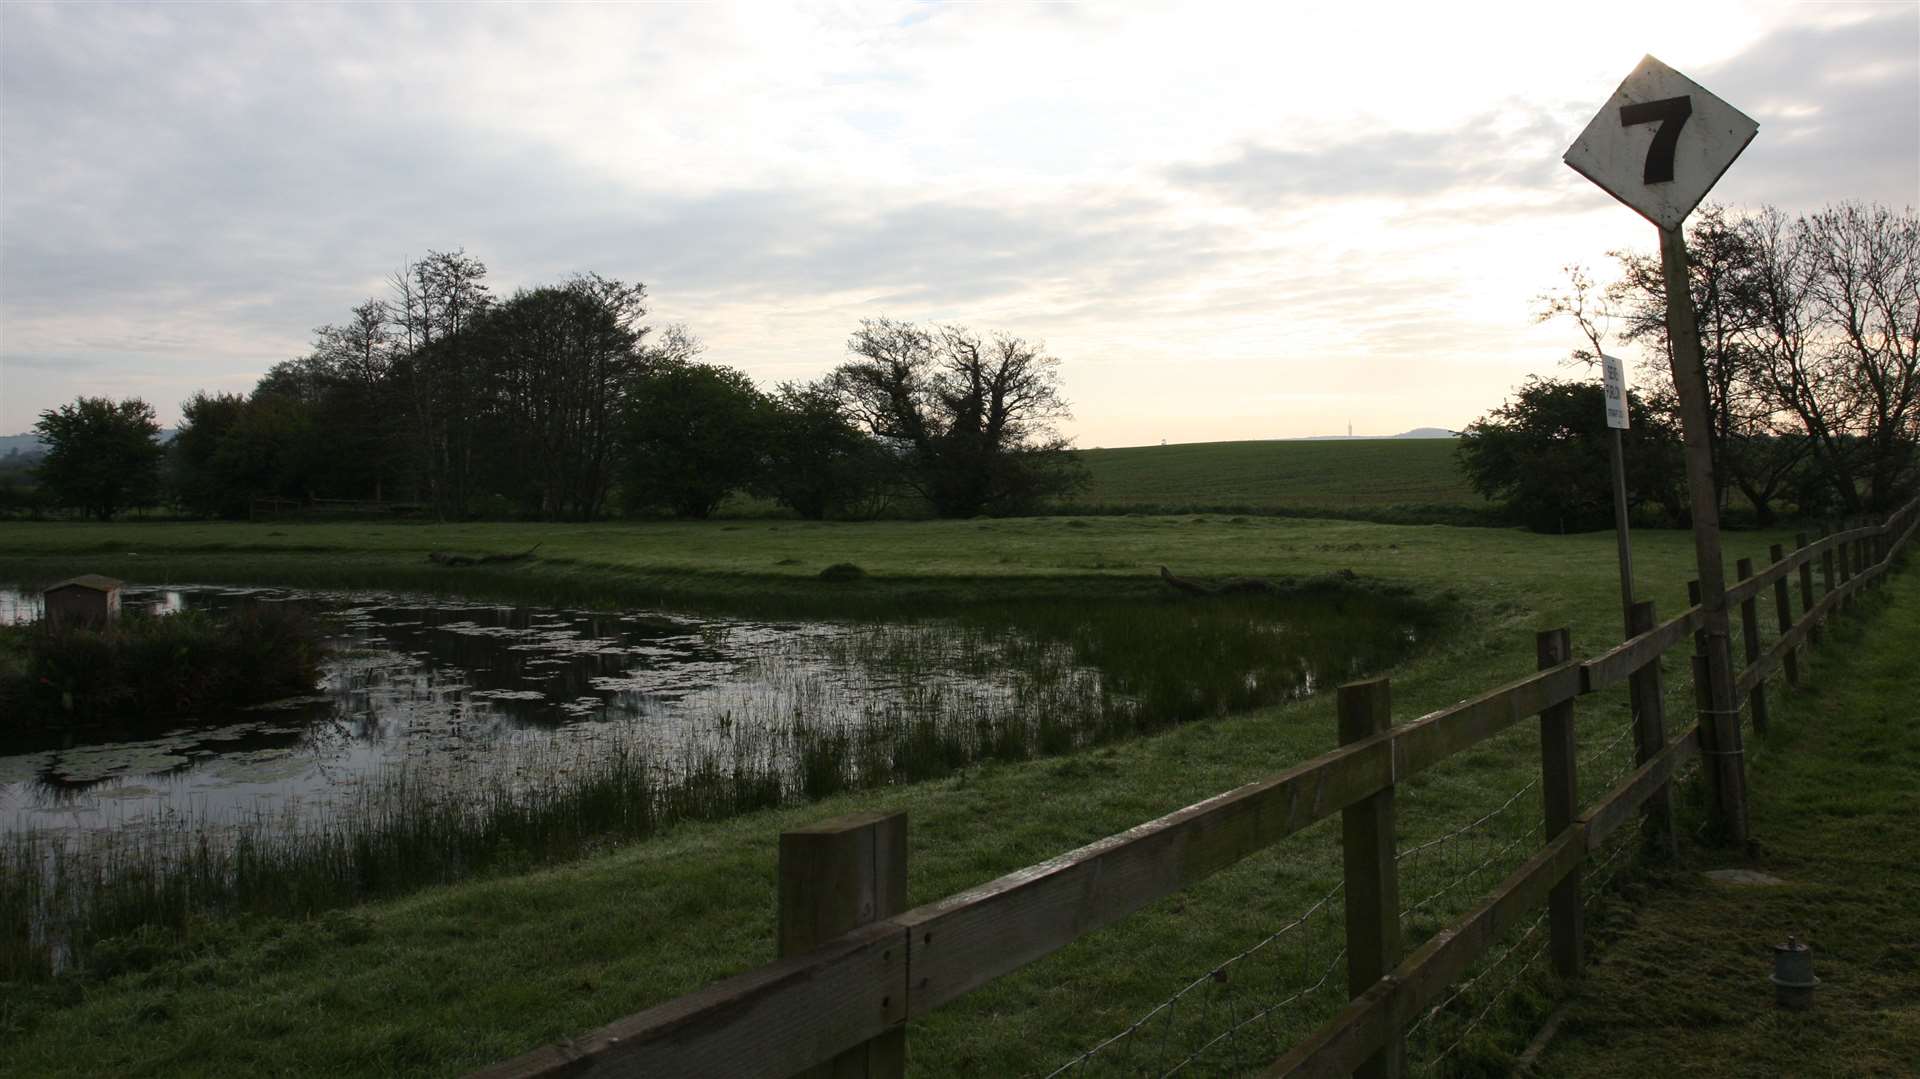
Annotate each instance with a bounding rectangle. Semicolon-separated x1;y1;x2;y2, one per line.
1563;55;1758;231
1601;353;1630;430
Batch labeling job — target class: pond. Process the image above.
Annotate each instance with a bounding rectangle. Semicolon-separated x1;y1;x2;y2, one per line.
1;583;1431;841
0;580;1429;977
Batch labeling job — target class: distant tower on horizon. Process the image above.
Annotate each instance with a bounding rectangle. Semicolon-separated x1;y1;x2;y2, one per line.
1347;420;1352;438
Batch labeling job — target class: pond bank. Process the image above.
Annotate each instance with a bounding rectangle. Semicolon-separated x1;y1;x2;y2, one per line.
0;515;1816;1075
0;575;1435;983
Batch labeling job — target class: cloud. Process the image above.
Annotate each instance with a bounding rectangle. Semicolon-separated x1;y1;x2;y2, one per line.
1696;7;1920;211
0;2;1913;445
1166;111;1570;208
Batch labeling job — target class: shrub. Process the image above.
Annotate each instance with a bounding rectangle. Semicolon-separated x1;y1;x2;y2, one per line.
0;604;326;738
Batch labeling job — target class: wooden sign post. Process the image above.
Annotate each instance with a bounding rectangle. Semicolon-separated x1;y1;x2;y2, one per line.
1599;353;1635;633
1564;55;1759;843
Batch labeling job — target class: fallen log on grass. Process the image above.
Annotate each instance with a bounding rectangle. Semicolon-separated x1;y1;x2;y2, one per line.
1157;565;1280;596
427;543;542;567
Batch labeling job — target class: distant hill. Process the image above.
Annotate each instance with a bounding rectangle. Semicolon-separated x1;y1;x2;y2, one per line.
1299;427;1457;441
0;433;45;459
1058;437;1492;524
0;429;174;458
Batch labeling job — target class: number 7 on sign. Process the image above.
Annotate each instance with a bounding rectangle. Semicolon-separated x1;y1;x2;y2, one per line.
1561;55;1757;231
1618;96;1691;184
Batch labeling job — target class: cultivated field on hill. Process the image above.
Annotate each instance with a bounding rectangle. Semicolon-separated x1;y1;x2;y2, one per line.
1057;437;1487;521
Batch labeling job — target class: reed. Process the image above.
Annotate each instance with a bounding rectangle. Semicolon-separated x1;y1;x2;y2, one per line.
0;604;325;740
0;586;1434;982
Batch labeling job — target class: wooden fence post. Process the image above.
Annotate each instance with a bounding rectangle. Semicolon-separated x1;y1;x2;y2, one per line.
1686;583;1746;841
779;810;908;1078
1797;533;1821;647
1820;526;1837;605
1338;677;1404;1079
1849;523;1863;595
1536;629;1583;979
1838;524;1855;608
1736;558;1769;734
1627;602;1677;858
1769;544;1799;687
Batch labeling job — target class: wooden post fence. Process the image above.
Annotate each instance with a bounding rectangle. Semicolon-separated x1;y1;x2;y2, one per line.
470;496;1920;1079
1769;544;1799;687
779;811;909;1078
1820;526;1837;608
1338;678;1403;1079
1838;523;1856;607
1735;558;1769;734
1536;629;1582;978
1798;533;1821;647
1626;601;1675;858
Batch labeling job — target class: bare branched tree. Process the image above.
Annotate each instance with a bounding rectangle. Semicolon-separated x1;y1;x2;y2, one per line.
831;317;1083;517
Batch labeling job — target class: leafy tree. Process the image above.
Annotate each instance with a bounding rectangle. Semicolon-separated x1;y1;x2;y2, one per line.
33;397;166;520
622;359;770;518
471;284;644;519
1457;378;1684;533
209;392;326;505
829;319;1084;517
388;249;494;518
171;391;250;517
761;381;894;519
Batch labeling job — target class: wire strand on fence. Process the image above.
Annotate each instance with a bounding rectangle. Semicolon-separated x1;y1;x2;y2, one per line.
1398;774;1543;932
1410;906;1552;1076
1042;879;1346;1078
1578;717;1637;789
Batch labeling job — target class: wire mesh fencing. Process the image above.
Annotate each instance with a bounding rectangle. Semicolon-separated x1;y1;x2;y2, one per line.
1040;878;1350;1077
1397;773;1544;948
1039;699;1672;1077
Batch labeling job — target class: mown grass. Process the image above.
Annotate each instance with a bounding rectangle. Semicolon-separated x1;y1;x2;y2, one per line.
1532;563;1920;1078
0;512;1875;1076
1055;438;1488;522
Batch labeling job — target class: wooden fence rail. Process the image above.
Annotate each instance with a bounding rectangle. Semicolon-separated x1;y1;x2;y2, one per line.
472;496;1920;1079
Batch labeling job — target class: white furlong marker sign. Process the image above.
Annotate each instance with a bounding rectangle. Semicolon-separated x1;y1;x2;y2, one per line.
1601;353;1630;430
1563;54;1758;230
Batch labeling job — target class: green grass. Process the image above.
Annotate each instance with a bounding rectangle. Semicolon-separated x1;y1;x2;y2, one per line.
0;512;1884;1076
1532;563;1920;1078
3;510;1508;621
1056;438;1488;522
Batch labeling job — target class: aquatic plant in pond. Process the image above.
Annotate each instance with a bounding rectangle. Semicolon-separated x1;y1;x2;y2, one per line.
0;605;326;738
0;581;1433;981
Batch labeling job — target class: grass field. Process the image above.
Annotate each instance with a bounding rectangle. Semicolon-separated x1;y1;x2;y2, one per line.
0;507;1899;1076
1057;437;1486;521
1538;567;1920;1077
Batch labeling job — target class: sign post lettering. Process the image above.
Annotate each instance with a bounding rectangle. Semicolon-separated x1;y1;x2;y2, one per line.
1564;55;1757;844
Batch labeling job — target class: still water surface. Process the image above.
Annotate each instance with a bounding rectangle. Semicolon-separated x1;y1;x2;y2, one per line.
2;581;1423;847
1;584;1070;839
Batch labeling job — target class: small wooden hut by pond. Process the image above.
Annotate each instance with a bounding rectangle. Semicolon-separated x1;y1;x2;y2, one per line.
43;575;123;627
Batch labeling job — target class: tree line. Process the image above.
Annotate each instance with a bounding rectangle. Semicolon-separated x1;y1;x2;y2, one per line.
1462;202;1919;532
22;251;1084;521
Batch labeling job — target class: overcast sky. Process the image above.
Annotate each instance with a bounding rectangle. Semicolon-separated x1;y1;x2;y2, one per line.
2;1;1915;446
